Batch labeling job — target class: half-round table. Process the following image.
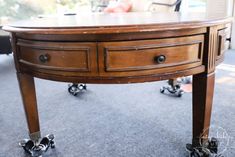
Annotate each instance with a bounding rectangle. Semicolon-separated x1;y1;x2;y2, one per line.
3;12;233;156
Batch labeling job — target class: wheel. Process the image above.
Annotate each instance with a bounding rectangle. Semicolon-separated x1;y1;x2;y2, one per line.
176;90;184;97
175;84;181;89
68;84;78;96
201;147;211;156
160;87;165;93
186;144;199;157
82;84;87;90
177;93;182;97
190;151;200;157
19;139;34;154
40;136;50;151
48;134;55;148
43;134;55;148
19;139;28;147
210;137;219;147
78;84;87;90
209;137;219;153
50;141;56;148
68;83;87;96
191;147;211;157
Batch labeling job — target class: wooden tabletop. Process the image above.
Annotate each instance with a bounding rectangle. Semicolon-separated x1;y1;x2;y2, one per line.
3;12;232;34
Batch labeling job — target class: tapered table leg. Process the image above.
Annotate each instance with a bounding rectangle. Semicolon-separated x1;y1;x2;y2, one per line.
17;73;41;141
17;73;55;157
186;72;220;156
192;72;215;146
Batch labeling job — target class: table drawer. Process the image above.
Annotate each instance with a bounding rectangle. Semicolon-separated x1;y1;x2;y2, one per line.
98;35;204;77
17;40;97;75
217;26;230;62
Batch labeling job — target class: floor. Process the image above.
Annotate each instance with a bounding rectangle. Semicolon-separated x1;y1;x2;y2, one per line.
0;50;235;157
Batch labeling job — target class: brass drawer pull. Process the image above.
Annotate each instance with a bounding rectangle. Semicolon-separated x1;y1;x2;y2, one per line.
39;54;49;63
154;55;166;64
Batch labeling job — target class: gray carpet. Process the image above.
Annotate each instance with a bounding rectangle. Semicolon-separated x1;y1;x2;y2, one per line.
0;50;235;157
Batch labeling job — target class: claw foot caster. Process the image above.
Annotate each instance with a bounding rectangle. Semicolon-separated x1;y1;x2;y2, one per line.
19;134;55;157
68;83;87;96
186;138;223;157
160;79;184;97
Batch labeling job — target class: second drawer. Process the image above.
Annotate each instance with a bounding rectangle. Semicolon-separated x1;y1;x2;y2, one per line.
98;35;204;77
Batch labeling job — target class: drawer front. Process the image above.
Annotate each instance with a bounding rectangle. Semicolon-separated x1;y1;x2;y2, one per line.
217;27;230;61
98;35;204;77
17;40;97;76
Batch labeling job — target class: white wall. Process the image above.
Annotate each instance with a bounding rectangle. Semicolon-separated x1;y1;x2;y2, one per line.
231;0;235;49
180;0;189;13
206;0;233;16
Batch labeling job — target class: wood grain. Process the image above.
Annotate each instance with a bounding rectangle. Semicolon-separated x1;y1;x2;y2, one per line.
192;72;215;146
17;73;40;134
3;13;232;146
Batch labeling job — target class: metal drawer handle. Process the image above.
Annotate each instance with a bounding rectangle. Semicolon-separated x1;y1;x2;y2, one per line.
154;55;166;64
39;54;49;63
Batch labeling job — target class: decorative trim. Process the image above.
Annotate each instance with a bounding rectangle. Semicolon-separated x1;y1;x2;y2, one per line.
206;27;218;73
19;59;90;72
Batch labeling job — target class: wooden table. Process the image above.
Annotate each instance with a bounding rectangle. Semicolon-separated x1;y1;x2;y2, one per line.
3;12;232;156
